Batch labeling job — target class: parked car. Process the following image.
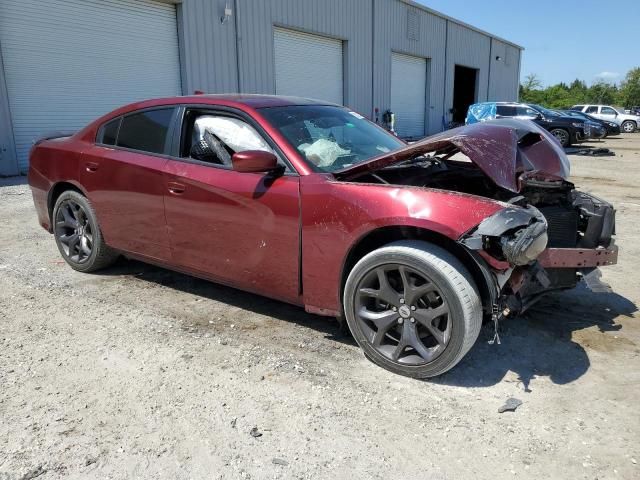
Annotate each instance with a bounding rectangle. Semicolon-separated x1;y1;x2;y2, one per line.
467;102;587;147
570;105;639;133
28;95;618;378
559;109;620;137
550;109;606;139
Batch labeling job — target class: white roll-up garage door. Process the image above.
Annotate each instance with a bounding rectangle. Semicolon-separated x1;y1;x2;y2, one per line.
0;0;182;171
274;28;343;105
390;52;427;139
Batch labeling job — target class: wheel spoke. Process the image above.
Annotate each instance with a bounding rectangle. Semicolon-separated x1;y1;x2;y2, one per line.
399;266;438;305
414;304;449;346
68;234;80;254
61;206;78;228
403;322;434;361
358;268;399;306
80;236;92;256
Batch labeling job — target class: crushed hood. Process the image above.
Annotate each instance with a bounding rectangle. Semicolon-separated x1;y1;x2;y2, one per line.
334;118;570;193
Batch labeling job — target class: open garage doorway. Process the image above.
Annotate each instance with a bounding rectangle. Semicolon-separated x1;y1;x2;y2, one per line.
452;65;478;123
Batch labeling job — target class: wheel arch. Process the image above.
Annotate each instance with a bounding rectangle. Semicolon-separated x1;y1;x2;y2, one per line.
339;225;496;318
47;181;87;231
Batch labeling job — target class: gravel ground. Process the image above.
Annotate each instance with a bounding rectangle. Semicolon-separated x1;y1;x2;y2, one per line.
1;134;639;480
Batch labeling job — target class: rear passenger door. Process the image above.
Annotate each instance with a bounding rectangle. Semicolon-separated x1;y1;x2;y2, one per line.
81;107;178;261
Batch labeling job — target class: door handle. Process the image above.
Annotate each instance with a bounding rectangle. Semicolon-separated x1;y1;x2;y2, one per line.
85;162;99;172
167;181;186;195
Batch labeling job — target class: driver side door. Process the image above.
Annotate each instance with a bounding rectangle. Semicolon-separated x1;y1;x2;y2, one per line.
163;107;301;304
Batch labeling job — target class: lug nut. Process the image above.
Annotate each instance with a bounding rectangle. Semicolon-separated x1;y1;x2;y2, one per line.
399;298;405;304
410;306;416;311
410;317;415;323
398;318;404;324
392;306;397;312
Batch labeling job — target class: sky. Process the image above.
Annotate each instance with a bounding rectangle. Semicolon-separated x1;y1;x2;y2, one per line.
416;0;640;87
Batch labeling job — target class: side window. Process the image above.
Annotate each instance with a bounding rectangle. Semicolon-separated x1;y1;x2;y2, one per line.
116;108;175;154
586;106;598;113
496;105;517;116
516;106;538;117
571;105;584;111
183;112;276;167
96;117;121;145
600;107;617;115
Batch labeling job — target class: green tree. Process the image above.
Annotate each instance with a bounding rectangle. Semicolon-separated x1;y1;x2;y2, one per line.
588;81;619;105
543;84;573;109
618;68;640;107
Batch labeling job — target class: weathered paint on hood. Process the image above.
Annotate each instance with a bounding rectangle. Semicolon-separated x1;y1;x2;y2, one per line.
334;118;571;193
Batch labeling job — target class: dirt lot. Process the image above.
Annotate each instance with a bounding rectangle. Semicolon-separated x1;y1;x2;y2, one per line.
1;134;639;480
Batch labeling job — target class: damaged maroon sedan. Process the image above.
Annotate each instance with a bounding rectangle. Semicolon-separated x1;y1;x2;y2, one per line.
28;95;618;378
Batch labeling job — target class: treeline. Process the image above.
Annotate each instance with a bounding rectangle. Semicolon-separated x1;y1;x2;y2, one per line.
519;68;640;109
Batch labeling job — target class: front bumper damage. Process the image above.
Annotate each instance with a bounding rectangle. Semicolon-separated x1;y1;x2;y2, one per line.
459;190;617;318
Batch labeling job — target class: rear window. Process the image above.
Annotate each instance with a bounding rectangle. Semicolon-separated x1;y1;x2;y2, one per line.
116;108;175;154
97;117;121;145
586;106;598;113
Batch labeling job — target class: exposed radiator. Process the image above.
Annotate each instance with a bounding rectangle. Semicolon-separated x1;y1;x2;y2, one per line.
539;206;578;248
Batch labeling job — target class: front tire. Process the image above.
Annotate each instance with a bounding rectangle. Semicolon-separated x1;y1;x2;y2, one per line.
621;120;637;133
343;240;482;378
550;128;571;147
53;190;118;272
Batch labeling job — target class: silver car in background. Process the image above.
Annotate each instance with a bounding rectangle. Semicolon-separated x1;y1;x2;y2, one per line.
571;105;639;133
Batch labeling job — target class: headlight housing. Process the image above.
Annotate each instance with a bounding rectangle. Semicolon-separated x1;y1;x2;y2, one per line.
500;221;548;265
460;206;549;266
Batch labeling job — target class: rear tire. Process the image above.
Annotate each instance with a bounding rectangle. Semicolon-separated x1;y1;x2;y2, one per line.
621;120;636;133
52;190;119;272
343;240;482;378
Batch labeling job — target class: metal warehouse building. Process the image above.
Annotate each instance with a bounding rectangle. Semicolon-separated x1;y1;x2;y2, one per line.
0;0;522;176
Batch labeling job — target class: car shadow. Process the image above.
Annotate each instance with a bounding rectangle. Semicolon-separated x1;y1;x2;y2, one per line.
98;258;636;389
99;258;354;346
435;283;637;391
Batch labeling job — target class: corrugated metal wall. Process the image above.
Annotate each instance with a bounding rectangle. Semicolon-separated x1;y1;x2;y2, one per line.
372;0;446;134
0;0;523;175
178;0;520;136
488;39;521;101
178;0;239;94
0;41;18;176
179;0;373;116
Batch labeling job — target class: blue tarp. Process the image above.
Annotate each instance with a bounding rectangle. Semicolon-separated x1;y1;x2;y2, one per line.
466;102;497;124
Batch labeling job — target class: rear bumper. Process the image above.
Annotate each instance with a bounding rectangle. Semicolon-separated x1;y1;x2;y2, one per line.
538;244;618;268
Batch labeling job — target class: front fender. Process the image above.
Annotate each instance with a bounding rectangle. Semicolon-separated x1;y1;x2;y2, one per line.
300;176;510;314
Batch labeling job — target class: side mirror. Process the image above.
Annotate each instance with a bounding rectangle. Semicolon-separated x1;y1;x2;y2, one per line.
231;150;280;173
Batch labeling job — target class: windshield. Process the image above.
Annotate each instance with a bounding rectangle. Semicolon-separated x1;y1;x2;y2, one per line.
258;105;405;172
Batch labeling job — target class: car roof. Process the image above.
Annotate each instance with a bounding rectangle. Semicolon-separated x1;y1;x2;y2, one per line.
131;94;339;110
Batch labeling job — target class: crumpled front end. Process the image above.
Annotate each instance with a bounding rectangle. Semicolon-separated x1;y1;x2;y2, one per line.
459;184;617;317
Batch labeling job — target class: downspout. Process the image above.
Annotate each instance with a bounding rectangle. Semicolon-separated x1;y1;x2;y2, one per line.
487;38;492;101
442;20;449;131
371;0;376;120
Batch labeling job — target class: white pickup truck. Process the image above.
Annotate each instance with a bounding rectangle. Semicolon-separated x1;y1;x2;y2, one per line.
570;105;639;133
